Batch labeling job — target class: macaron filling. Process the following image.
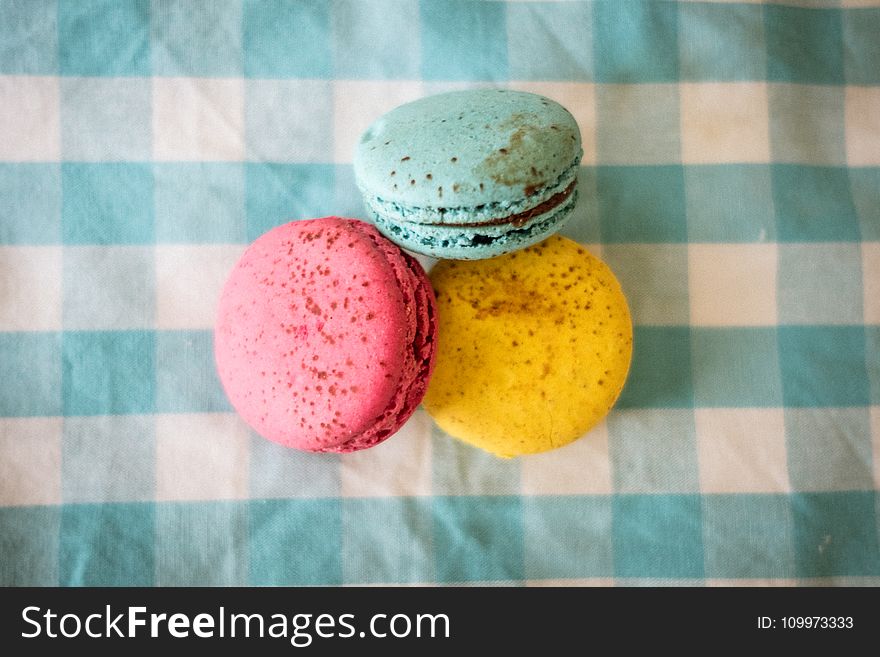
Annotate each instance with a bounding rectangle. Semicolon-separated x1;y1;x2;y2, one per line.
367;188;578;254
362;156;580;226
433;180;577;228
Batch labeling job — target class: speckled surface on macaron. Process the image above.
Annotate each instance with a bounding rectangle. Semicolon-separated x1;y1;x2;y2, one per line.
354;89;583;259
214;217;437;453
423;235;632;457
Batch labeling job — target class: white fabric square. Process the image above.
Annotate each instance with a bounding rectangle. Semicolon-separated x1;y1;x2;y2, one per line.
511;82;597;165
520;422;612;495
695;408;790;493
340;408;432;497
526;578;614;587
156;413;250;501
153;77;244;161
0;246;61;331
0;418;62;506
155;244;245;330
707;578;798;587
846;86;880;166
333;80;424;164
681;82;770;163
421;81;505;96
689;243;777;326
0;76;60;161
865;243;880;324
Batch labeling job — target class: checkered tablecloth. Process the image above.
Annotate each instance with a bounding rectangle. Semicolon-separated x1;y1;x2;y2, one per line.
1;0;879;587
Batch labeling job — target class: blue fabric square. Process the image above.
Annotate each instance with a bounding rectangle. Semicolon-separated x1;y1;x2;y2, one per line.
420;0;508;81
156;330;230;413
685;165;776;242
593;0;679;83
154;164;245;243
245;164;336;241
786;408;873;493
598;166;687;243
778;326;869;407
63;246;155;330
245;79;333;163
243;0;331;78
433;496;523;583
58;0;150;76
772;166;860;242
616;327;693;409
342;498;434;584
249;434;340;498
602;244;689;326
768;84;845;166
692;328;782;407
59;502;155;585
678;2;765;81
333;0;420;79
0;332;61;417
151;0;242;76
156;501;247;586
559;167;600;244
791;492;880;577
0;506;59;585
507;1;593;81
62;416;155;503
62;163;154;245
0;0;58;74
248;498;341;585
60;77;152;161
596;84;681;165
333;164;365;220
850;167;880;241
608;410;699;493
612;494;705;579
524;496;613;579
778;244;863;324
765;6;843;85
703;495;795;578
432;425;520;495
62;330;156;416
843;9;880;84
0;164;61;244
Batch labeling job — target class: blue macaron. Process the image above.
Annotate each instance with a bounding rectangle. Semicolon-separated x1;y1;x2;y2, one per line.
353;89;583;260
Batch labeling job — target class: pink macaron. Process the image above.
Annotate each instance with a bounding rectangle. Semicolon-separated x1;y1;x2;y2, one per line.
215;217;437;453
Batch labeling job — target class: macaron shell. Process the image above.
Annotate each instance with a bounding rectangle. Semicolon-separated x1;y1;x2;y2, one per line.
215;217;436;452
354;89;582;217
423;236;632;457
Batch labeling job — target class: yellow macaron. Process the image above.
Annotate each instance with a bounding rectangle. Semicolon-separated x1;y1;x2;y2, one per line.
424;235;632;457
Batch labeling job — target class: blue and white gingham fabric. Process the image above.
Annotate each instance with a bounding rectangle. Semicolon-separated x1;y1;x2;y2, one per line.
1;0;879;586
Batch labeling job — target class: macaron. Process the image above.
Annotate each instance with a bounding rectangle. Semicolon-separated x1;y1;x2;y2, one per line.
423;236;632;457
354;89;583;260
214;217;437;453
